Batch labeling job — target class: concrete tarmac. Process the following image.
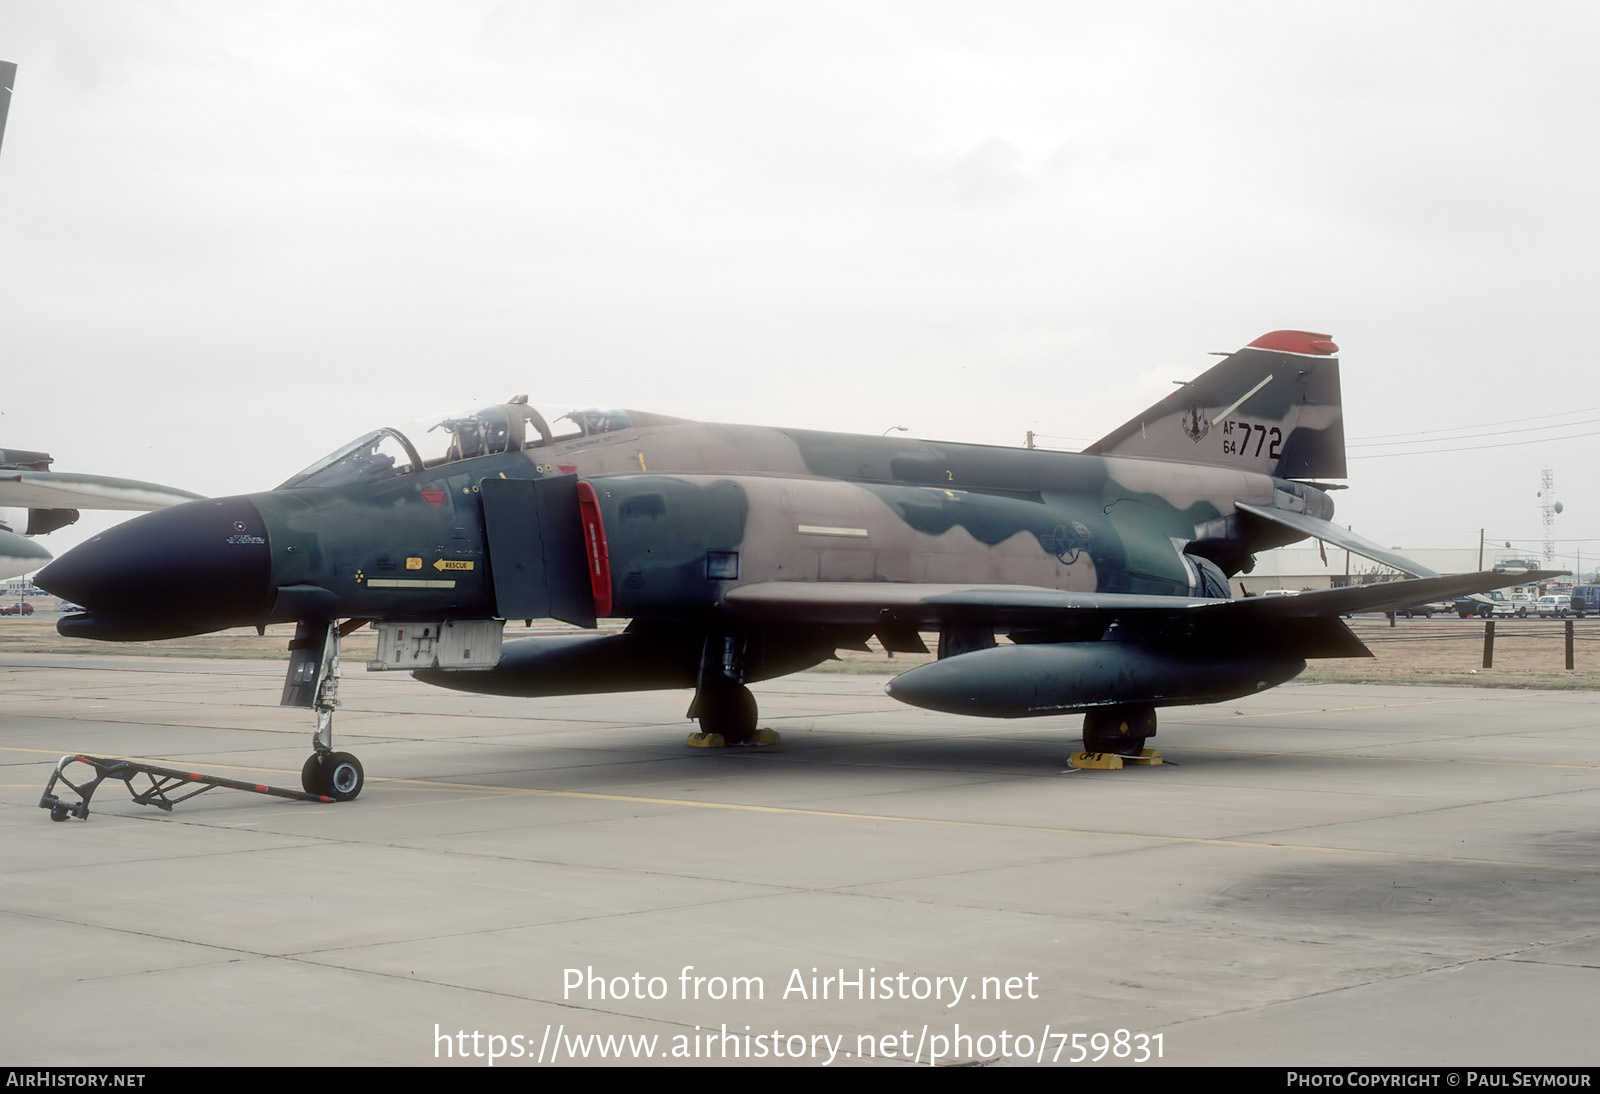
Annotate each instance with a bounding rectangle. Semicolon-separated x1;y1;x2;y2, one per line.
2;653;1598;1067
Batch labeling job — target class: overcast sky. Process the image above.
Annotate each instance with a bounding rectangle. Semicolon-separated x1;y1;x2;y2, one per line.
3;1;1597;574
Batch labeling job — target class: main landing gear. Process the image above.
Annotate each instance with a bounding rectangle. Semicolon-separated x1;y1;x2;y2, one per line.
1082;704;1156;755
284;620;366;801
686;636;780;748
1072;705;1162;770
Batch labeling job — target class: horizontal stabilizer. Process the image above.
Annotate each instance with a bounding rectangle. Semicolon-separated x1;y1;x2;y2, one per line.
1235;503;1438;578
1230;570;1567;618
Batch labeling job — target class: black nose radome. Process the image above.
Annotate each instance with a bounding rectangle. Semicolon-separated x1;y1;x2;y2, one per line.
38;496;273;639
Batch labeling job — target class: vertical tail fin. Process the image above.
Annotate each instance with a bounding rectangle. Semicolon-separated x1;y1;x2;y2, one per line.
1085;330;1347;479
0;61;15;160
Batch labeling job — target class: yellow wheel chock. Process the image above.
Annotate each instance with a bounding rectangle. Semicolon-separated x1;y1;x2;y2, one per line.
1069;748;1162;770
686;728;782;748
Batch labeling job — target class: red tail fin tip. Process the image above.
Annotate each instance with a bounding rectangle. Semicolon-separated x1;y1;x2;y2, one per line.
1247;331;1338;355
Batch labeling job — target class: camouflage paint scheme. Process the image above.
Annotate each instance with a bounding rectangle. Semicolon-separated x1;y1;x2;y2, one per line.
38;331;1559;782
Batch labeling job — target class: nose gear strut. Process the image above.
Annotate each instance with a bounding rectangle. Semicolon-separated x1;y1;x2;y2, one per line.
283;618;367;801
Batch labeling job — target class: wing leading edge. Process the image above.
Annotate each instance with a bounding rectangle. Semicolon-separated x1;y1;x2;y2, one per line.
727;569;1554;629
0;471;204;512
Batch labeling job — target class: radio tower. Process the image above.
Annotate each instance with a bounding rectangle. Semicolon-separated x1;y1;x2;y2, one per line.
1539;469;1558;565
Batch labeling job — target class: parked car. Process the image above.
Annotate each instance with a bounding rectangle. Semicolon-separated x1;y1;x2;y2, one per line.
0;602;34;615
1398;601;1451;618
1455;591;1512;618
1536;595;1572;618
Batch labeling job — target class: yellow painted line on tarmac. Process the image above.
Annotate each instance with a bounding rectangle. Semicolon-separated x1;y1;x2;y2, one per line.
247;771;1583;871
10;745;1597;868
381;777;1600;871
7;763;1588;872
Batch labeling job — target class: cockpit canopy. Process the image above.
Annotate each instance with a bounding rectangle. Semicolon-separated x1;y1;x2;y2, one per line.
278;398;636;489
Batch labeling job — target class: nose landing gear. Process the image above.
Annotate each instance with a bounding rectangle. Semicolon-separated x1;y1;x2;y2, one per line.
285;619;367;801
301;751;365;802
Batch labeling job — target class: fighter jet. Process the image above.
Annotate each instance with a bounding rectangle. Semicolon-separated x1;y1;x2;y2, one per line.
36;331;1556;801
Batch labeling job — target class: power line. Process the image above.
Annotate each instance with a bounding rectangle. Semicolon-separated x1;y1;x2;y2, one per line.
1349;417;1600;449
1347;428;1600;459
1487;537;1600;544
1352;405;1600;442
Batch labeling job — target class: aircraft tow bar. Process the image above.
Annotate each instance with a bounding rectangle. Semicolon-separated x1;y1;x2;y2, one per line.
38;754;335;821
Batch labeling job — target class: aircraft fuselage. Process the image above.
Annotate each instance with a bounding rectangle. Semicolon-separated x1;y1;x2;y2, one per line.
40;420;1325;643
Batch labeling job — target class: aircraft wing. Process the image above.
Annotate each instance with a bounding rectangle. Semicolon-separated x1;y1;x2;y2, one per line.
724;569;1562;630
0;471;204;511
723;582;1210;628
